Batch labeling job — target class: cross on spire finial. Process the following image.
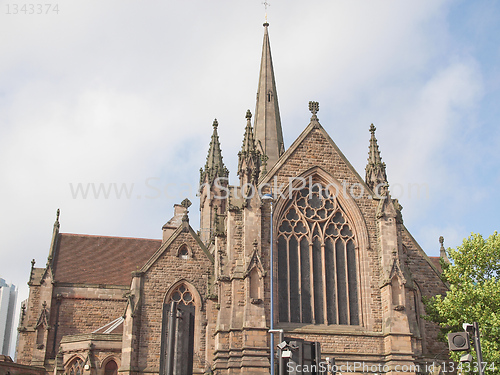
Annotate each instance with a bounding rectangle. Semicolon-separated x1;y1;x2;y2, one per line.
262;1;270;23
181;198;192;209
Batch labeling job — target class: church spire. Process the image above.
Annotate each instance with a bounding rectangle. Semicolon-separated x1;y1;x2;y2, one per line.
200;119;228;185
365;124;388;194
253;22;284;171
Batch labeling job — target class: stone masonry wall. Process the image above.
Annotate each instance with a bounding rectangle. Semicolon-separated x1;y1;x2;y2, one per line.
402;229;449;357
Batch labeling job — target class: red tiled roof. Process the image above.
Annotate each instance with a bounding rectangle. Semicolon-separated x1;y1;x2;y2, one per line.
429;256;442;273
53;233;162;286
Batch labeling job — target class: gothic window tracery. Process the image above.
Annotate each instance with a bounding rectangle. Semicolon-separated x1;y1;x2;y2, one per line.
167;284;194;306
277;183;359;325
66;357;84;375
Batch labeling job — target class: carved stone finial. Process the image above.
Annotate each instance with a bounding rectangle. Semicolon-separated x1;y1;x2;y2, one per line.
309;101;319;116
369;123;376;134
181;198;192;209
439;236;451;264
212;119;218;129
42;301;47;309
246;109;252;120
253;239;258;249
31;259;35;268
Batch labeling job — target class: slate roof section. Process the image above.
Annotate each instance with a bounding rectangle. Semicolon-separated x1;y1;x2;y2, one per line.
53;233;161;286
429;256;443;273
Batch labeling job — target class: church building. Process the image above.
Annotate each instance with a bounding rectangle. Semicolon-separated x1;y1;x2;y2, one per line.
16;23;449;374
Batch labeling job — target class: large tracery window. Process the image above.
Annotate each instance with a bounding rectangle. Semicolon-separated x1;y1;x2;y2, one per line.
277;183;359;325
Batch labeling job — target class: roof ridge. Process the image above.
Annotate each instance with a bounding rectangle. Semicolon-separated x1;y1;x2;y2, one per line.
59;233;161;241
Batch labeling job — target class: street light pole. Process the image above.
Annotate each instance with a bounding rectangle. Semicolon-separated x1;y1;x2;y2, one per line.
262;193;275;375
473;322;484;375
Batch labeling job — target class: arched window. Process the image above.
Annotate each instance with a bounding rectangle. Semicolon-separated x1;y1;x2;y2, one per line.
66;357;84;375
177;244;190;260
160;283;196;375
277;183;359;325
104;360;118;375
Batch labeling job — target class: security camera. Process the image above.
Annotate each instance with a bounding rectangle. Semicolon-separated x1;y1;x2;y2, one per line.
460;354;473;363
463;323;474;333
277;341;288;350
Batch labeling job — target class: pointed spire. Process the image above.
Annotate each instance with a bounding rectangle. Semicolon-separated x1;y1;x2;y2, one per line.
365;124;388;194
200;119;228;185
253;23;284;170
238;110;261;185
241;110;257;154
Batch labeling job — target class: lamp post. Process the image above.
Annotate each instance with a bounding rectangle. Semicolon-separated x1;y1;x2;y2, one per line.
262;193;275;375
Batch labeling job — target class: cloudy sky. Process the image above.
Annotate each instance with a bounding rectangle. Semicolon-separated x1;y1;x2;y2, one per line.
1;0;499;356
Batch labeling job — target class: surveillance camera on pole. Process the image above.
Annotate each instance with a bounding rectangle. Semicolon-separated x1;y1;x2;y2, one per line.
463;323;474;333
276;341;288;350
460;353;473;363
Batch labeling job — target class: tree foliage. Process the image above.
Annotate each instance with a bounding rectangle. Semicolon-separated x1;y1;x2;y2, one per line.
424;232;500;374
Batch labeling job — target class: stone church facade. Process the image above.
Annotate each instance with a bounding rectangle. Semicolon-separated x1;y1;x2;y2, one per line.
16;23;448;374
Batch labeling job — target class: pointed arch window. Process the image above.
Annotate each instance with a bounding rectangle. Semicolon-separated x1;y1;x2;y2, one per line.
104;360;118;375
160;283;195;375
66;357;84;375
277;183;359;325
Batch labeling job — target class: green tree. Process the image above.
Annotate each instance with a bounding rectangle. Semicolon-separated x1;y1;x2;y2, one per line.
424;232;500;374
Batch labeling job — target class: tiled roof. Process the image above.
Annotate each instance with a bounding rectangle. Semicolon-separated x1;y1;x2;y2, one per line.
53;233;161;286
429;256;442;273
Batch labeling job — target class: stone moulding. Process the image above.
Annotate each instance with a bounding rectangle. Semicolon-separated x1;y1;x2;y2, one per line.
60;334;123;344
